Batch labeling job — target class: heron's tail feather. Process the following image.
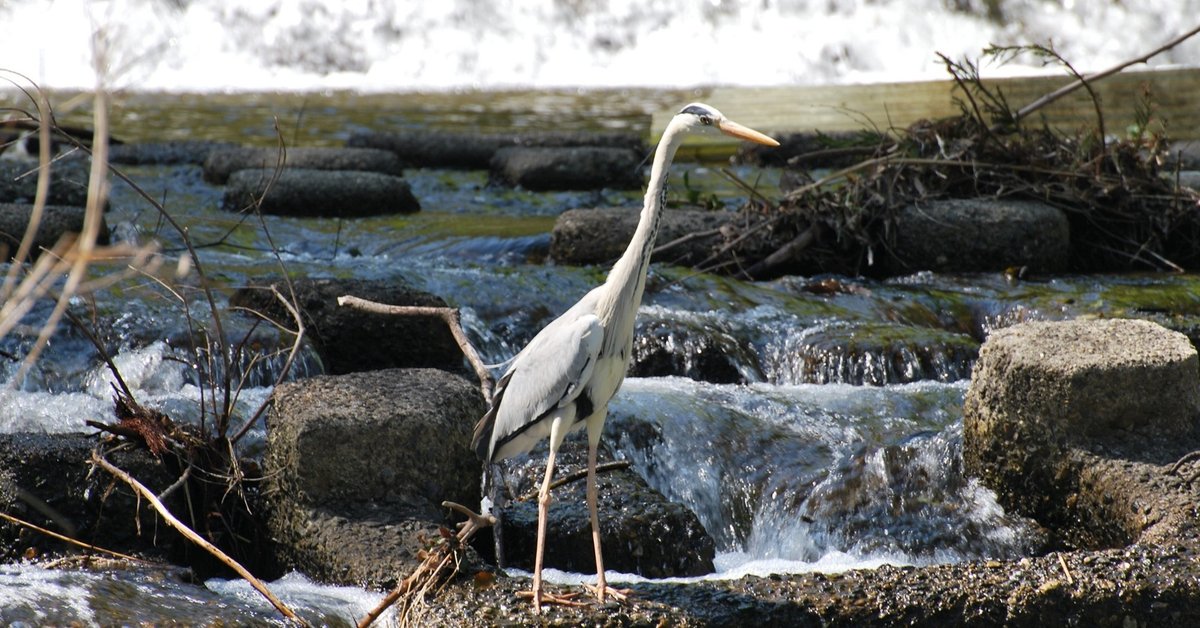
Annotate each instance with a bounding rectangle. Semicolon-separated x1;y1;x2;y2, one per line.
471;369;514;461
471;408;496;461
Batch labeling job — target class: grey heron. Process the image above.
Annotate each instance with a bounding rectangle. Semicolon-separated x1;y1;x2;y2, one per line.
472;102;779;611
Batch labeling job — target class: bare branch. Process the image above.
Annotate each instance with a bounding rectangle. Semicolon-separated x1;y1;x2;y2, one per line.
336;295;495;404
998;24;1200;132
547;460;631;492
91;450;303;624
737;225;818;280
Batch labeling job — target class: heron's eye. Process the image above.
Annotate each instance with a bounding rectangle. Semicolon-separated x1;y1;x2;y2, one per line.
699;115;713;126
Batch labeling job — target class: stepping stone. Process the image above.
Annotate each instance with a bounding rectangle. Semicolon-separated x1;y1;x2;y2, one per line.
551;206;733;266
495;433;716;578
220;168;419;217
963;318;1200;521
885;197;1069;273
0;159;93;208
348;129;645;170
202;146;404;184
264;368;486;588
0;202;109;260
489;146;642;191
230;277;462;376
109;140;238;166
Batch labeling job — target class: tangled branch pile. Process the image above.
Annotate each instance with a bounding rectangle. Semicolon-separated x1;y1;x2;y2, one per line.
722;48;1200;279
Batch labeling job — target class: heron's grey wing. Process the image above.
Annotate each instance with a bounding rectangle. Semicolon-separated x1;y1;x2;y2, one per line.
471;312;603;461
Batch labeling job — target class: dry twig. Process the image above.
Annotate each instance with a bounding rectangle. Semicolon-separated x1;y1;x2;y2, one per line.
230;285;307;443
1057;553;1075;586
0;510;143;563
357;501;496;628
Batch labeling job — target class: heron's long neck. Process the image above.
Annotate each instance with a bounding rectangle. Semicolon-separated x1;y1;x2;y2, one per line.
596;123;684;351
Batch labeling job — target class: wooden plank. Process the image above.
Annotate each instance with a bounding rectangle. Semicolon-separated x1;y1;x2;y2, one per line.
653;67;1200;152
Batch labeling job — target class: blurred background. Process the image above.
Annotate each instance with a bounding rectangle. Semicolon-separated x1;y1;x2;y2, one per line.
2;0;1198;92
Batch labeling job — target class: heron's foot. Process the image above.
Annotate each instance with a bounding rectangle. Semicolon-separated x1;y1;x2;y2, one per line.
586;583;632;604
517;588;586;613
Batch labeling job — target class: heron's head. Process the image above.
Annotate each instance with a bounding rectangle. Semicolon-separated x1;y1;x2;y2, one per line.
674;102;780;146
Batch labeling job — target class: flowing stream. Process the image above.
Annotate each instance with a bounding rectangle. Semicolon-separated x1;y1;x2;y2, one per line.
4;90;1200;622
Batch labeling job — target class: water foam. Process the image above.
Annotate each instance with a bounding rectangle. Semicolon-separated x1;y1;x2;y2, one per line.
205;572;391;624
0;565;96;625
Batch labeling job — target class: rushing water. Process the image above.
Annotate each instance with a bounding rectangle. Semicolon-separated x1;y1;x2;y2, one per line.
0;566;391;626
4;88;1200;619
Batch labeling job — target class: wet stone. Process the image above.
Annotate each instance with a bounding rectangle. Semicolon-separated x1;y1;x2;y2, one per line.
202;146;404;184
630;313;758;384
0;433;187;564
0;159;94;208
220;168;419;217
347;129;646;170
264;368;487;588
229;276;463;376
488;146;643;191
963;318;1200;545
0;203;110;261
965;318;1200;445
491;433;716;579
885;197;1069;273
551;206;734;266
767;321;978;386
108;140;238;166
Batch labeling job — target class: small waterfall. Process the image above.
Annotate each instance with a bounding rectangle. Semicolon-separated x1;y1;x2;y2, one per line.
751;424;1045;565
604;377;1038;572
631;306;763;383
761;320;978;386
179;331;325;390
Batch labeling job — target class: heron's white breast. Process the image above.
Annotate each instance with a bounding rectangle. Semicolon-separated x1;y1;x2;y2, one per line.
585;354;629;418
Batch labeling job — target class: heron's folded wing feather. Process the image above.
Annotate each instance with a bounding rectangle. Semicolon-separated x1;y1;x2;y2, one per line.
472;313;603;461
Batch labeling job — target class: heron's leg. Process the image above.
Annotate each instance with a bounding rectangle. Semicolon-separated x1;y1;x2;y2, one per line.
530;416;570;613
582;411;630;605
586;433;607;601
531;444;557;612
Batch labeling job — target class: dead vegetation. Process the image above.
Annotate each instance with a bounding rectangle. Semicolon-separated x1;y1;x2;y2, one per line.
694;31;1200;280
1;74;312;621
2;80;498;625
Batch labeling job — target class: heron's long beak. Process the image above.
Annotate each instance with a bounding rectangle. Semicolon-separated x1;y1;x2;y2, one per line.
719;119;780;147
